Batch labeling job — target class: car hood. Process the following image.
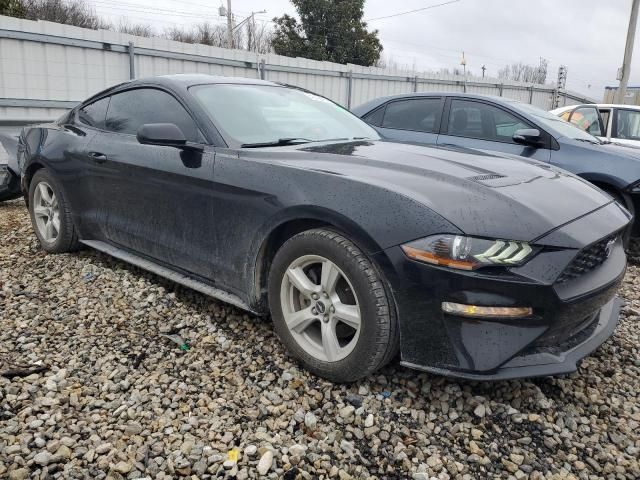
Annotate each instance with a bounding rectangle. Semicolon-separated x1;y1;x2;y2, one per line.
244;140;614;243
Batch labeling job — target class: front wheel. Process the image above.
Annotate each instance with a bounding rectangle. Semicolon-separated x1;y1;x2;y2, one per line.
28;169;79;253
603;188;634;246
268;229;399;382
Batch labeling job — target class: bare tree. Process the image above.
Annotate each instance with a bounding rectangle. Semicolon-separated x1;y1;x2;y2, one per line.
164;26;199;44
8;0;274;53
245;20;273;54
498;57;549;84
165;22;229;47
117;19;153;38
21;0;109;29
164;21;271;52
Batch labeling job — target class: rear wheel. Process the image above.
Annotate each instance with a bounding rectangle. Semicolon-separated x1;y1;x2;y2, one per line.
268;229;399;382
28;169;79;253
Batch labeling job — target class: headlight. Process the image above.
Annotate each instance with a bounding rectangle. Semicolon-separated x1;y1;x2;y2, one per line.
401;234;534;270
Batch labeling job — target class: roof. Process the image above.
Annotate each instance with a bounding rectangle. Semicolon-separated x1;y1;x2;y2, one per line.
605;85;640;90
351;92;521;116
80;74;280;106
148;74;278;87
552;103;640;113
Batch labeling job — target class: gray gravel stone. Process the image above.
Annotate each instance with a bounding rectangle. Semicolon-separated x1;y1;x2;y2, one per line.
256;450;273;475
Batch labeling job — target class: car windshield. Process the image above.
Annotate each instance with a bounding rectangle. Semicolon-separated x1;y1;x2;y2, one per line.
515;103;602;144
191;84;379;146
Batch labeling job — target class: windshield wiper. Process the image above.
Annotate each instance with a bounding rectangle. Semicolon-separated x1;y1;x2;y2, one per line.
241;137;313;148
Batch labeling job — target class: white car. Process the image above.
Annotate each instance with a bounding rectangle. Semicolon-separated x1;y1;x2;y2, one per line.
551;103;640;148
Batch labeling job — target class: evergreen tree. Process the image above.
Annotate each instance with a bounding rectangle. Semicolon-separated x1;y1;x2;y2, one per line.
272;0;382;66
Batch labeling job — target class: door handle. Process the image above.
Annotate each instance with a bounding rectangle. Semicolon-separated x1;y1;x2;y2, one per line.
88;151;107;163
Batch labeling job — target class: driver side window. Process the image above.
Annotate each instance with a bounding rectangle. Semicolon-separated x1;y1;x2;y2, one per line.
105;88;203;142
569;107;602;136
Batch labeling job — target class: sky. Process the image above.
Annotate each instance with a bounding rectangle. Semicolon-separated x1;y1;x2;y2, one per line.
85;0;639;99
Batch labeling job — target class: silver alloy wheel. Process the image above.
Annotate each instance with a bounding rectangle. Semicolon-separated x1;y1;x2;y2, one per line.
280;255;361;362
33;181;60;243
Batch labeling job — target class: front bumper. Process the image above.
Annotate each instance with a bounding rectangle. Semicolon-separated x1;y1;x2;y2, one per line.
375;203;629;381
401;297;622;380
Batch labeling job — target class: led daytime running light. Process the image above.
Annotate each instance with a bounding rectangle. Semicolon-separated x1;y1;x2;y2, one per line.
442;302;533;319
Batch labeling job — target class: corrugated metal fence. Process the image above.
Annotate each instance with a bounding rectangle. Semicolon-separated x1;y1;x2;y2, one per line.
0;15;595;122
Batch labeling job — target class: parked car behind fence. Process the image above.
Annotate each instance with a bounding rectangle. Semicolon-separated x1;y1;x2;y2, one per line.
551;103;640;150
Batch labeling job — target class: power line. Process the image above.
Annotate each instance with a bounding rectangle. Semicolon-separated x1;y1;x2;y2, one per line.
365;0;461;22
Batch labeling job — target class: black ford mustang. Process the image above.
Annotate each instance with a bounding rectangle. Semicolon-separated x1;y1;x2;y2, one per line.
17;75;630;382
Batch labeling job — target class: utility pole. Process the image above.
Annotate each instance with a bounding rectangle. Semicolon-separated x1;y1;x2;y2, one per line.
226;0;234;49
481;65;486;78
617;0;640;104
460;52;467;92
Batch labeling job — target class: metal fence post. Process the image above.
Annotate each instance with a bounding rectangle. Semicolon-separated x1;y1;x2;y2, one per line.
128;42;135;79
413;75;418;93
498;83;503;97
259;58;266;80
528;85;534;104
346;70;353;109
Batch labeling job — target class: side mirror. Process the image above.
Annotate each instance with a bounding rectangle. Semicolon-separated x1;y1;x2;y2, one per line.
137;123;187;148
512;128;542;147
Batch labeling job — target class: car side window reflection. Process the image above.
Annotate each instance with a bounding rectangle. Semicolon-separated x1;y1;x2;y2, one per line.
447;99;530;143
77;97;110;129
105;88;201;142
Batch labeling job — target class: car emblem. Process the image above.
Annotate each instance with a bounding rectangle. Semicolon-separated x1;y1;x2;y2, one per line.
315;301;326;314
604;238;616;258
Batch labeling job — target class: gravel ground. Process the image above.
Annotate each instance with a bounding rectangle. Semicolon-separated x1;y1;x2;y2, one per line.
0;198;639;480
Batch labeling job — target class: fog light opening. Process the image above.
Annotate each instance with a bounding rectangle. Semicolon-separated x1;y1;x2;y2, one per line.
442;302;532;319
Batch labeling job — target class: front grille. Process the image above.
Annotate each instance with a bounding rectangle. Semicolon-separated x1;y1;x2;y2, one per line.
557;234;617;283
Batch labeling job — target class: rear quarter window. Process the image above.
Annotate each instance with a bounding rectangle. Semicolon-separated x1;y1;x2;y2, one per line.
362;107;385;126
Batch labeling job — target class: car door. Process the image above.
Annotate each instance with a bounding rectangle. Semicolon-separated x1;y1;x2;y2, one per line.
53;97;110;236
85;87;219;280
363;97;444;144
437;98;552;162
611;107;640;147
567;106;606;142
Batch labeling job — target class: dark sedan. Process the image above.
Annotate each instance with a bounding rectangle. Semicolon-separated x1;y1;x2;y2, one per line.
18;75;630;382
352;93;640;236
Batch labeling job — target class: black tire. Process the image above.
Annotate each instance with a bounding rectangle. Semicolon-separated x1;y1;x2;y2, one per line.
268;228;399;382
28;169;79;253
